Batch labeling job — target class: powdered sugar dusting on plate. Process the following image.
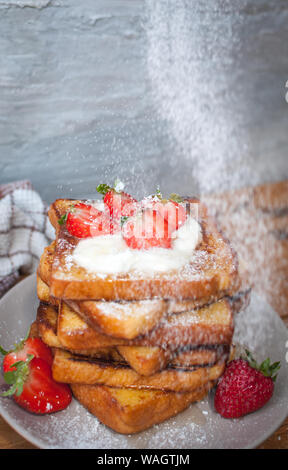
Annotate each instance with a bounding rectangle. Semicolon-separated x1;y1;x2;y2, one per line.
1;279;287;449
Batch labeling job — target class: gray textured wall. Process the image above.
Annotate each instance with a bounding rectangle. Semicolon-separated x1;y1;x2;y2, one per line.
0;0;287;202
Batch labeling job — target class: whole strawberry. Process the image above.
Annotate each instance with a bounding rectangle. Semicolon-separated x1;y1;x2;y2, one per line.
214;350;280;419
1;335;72;414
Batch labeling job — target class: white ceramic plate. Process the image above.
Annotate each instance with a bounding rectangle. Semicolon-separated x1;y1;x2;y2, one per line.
0;274;287;449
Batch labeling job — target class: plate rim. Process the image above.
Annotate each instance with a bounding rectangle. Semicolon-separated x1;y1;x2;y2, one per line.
0;273;287;449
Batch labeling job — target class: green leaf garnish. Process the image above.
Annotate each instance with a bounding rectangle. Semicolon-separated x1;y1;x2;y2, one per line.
150;186;163;200
169;193;183;203
58;212;68;226
156;186;162;197
58;205;75;226
120;216;129;227
244;349;258;370
243;349;281;382
96;183;112;195
97;179;125;195
0;345;8;356
1;354;34;397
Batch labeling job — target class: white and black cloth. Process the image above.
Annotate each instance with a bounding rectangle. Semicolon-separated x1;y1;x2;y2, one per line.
0;180;54;298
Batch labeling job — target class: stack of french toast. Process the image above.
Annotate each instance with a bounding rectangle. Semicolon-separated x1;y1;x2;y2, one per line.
35;191;250;434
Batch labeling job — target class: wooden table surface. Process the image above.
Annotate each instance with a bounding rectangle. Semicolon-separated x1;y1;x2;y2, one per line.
0;179;287;449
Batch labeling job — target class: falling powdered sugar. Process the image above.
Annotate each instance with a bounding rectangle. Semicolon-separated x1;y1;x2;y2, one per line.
1;288;287;449
145;0;256;194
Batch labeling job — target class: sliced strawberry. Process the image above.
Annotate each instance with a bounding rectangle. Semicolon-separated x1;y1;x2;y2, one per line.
109;217;121;235
104;190;139;219
142;198;187;234
88;213;112;237
166;201;187;233
97;182;140;229
122;208;172;250
66;203;111;238
6;357;72;414
1;337;53;373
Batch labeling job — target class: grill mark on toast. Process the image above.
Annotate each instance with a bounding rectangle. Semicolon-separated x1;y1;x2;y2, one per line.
66;355;213;372
65;346;229;372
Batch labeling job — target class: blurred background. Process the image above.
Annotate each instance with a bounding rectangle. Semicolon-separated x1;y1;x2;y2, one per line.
0;0;287;202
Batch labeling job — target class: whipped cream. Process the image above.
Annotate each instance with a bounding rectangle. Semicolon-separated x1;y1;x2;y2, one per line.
72;216;202;275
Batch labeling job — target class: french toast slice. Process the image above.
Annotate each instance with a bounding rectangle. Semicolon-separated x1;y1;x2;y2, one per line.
48;198;239;301
37;241;55;286
38;241;232;339
37;274;51;304
36;303;121;360
48;198;81;233
57;299;234;350
32;318;214;434
52;349;226;392
37;274;59;307
117;345;226;376
37;270;248;374
37;302;62;348
67;297;217;340
71;383;213;434
37;302;227;375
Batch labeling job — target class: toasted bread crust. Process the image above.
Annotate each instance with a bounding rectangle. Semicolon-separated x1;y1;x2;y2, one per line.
36;303;122;360
37;302;61;348
38;241;55;286
57;299;234;349
117;345;224;376
37;302;230;375
37;274;59;307
39;248;235;351
71;383;213;434
50;260;239;301
39;241;235;339
68;298;168;340
52;349;226;392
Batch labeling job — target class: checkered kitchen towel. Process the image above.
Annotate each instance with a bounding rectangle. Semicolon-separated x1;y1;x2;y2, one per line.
0;180;54;298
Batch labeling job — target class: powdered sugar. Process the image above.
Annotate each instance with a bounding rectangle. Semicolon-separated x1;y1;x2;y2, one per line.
145;0;255;195
1;279;287;449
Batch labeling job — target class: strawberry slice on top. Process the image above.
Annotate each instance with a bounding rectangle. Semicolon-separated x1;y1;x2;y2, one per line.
60;183;188;245
104;190;139;219
64;203;111;238
142;192;187;235
122;208;172;250
97;182;139;221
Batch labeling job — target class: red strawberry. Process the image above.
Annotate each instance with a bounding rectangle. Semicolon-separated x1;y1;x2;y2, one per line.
214;350;281;419
96;182;139;222
65;203;111;238
1;337;53;373
104;190;139;220
142;191;188;234
164;201;187;233
1;356;72;414
122;208;172;250
143;199;187;235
